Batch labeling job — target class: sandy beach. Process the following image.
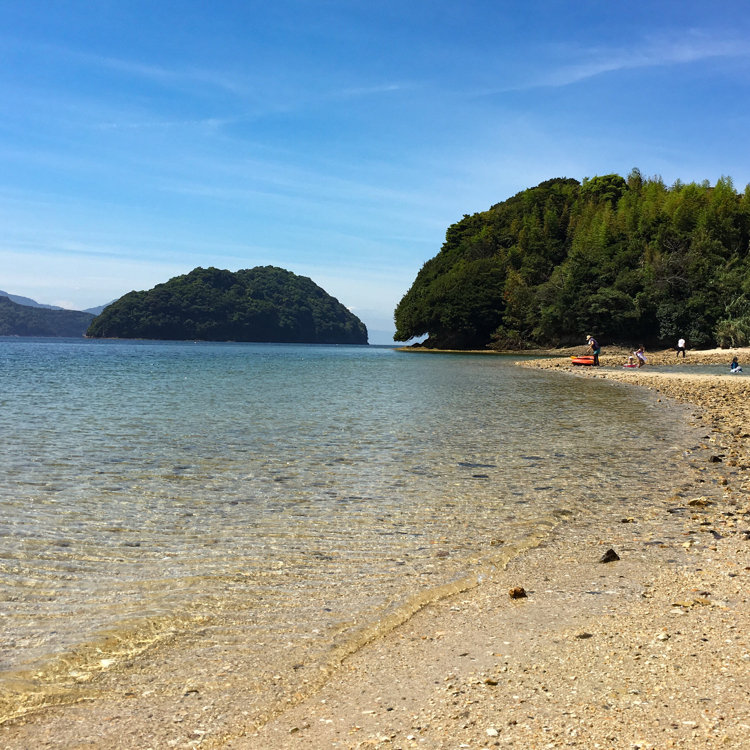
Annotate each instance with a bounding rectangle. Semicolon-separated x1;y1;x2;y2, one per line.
2;348;749;749
241;348;750;750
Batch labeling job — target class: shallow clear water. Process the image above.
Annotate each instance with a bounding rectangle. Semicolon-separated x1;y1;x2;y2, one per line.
0;338;700;721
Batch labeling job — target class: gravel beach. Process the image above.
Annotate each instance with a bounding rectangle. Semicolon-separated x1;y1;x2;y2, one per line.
3;348;748;749
242;348;750;750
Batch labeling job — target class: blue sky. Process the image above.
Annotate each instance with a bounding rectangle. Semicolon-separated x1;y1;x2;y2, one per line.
2;1;750;343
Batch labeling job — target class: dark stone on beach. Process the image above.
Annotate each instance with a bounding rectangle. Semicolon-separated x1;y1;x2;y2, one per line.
472;473;489;479
575;632;594;639
599;548;620;563
509;586;527;599
709;455;723;463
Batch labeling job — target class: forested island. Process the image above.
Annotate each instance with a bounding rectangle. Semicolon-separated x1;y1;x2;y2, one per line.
0;296;94;337
394;171;750;350
86;266;368;344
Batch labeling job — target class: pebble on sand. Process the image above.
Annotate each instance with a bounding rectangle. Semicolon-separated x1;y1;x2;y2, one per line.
599;548;620;563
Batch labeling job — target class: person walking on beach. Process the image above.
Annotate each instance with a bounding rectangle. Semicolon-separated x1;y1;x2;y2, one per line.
635;346;646;367
676;337;686;357
586;335;601;366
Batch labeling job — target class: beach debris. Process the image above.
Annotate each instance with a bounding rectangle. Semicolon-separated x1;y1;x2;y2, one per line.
575;632;594;639
688;497;713;507
486;727;499;737
599;548;620;563
672;597;712;609
509;586;527;599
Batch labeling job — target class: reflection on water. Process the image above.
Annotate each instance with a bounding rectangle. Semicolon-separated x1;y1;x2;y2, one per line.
0;339;701;722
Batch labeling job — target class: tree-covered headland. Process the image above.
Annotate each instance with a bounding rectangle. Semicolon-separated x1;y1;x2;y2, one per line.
87;266;368;344
394;171;750;350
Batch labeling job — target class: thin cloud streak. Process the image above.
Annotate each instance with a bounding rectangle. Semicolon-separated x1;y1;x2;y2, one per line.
547;32;750;87
475;30;750;95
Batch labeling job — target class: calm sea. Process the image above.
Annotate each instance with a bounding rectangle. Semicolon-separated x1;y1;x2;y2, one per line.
0;338;699;726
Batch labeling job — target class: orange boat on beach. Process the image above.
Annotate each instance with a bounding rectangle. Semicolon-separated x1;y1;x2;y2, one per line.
570;355;595;366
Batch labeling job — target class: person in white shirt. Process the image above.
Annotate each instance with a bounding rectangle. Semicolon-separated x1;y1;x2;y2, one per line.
676;337;686;357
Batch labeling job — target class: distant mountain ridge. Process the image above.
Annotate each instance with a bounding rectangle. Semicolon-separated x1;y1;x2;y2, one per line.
82;302;112;315
0;289;64;310
0;296;94;337
0;289;110;315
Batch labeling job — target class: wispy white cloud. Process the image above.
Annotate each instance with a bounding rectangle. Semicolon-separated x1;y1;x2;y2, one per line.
333;82;414;98
53;44;254;97
477;30;750;95
545;31;750;87
93;116;233;132
23;40;416;112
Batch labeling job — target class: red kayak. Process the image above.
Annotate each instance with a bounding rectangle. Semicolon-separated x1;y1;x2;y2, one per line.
570;355;595;366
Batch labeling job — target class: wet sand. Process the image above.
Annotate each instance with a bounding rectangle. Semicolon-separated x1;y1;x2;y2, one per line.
2;349;749;749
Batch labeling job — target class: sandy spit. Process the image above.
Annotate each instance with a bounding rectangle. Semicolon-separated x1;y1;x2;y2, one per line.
239;352;750;750
2;349;749;749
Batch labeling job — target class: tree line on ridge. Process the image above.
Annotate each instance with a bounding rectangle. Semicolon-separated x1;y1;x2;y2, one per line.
394;170;750;350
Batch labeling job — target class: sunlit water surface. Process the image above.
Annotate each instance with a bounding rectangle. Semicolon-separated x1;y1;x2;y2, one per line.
0;339;702;721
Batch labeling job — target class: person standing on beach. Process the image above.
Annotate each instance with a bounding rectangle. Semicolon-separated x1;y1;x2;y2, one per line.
586;335;601;366
676;337;686;357
635;346;646;367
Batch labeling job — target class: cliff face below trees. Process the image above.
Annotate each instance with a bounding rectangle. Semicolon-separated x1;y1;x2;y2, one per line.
86;266;368;344
394;172;750;350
